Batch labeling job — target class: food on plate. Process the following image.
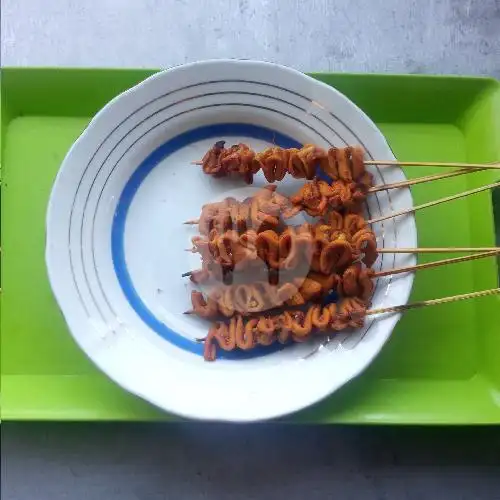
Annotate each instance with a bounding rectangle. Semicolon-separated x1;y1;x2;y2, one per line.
197;143;372;189
187;142;380;361
186;273;339;318
187;218;377;277
202;298;367;361
187;263;373;322
185;185;288;235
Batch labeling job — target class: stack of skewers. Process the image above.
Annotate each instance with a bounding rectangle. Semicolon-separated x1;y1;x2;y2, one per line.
181;142;500;361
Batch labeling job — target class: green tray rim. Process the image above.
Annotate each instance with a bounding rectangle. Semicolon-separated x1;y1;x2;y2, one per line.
1;68;499;423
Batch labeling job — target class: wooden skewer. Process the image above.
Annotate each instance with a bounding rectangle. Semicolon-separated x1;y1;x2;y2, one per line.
378;247;500;254
366;287;500;316
368;167;486;193
365;160;500;170
194;288;499;343
186;246;500;254
185;177;498;227
372;250;500;278
193;163;489;192
367;181;500;225
183;249;500;279
194;157;500;170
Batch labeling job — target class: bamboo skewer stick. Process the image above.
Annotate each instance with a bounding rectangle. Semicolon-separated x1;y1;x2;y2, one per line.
184;179;499;227
365;160;500;169
366;288;500;316
368;167;486;193
367;181;500;225
377;247;500;254
183;249;500;279
186;246;500;255
194;159;500;170
195;288;499;345
372;250;500;278
192;163;491;192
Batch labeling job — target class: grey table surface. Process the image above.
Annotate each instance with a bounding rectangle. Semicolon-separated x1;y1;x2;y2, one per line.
1;1;500;499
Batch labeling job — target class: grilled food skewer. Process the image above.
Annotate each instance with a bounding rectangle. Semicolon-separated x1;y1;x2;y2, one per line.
187;251;498;320
200;287;500;360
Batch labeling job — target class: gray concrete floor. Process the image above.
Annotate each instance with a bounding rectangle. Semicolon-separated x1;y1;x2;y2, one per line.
2;424;500;500
1;1;500;499
1;0;499;77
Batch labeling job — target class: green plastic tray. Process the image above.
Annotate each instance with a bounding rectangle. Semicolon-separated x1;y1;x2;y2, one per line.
1;69;499;423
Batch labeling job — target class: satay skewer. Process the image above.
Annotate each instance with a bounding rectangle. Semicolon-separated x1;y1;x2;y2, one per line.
378;247;500;254
192;160;500;170
193;150;500;170
186;251;499;319
368;167;487;193
199;287;500;360
184;165;487;222
192;160;490;194
182;245;500;279
372;250;500;278
366;287;500;316
192;161;489;192
367;181;500;225
186;245;500;254
364;160;500;170
185;174;498;230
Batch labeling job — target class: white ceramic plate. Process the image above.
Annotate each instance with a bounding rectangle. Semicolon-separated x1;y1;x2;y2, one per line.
46;60;416;422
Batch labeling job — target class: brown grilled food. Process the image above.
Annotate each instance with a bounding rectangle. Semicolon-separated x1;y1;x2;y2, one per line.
187;215;377;278
186;272;340;319
202;297;367;361
187;264;373;321
197;143;372;188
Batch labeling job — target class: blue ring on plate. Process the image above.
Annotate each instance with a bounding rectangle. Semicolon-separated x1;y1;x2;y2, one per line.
112;123;303;359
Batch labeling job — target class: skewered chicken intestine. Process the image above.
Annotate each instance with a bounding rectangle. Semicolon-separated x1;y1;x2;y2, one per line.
197;143;373;188
202;298;367;360
188;181;375;239
188;218;377;280
290;178;368;215
187;272;340;319
338;263;375;302
188;185;292;235
187;261;285;286
187;282;295;318
190;223;315;272
319;146;372;186
351;227;378;267
186;261;238;285
191;229;259;271
200;142;260;184
324;211;378;267
190;222;358;274
310;231;353;275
